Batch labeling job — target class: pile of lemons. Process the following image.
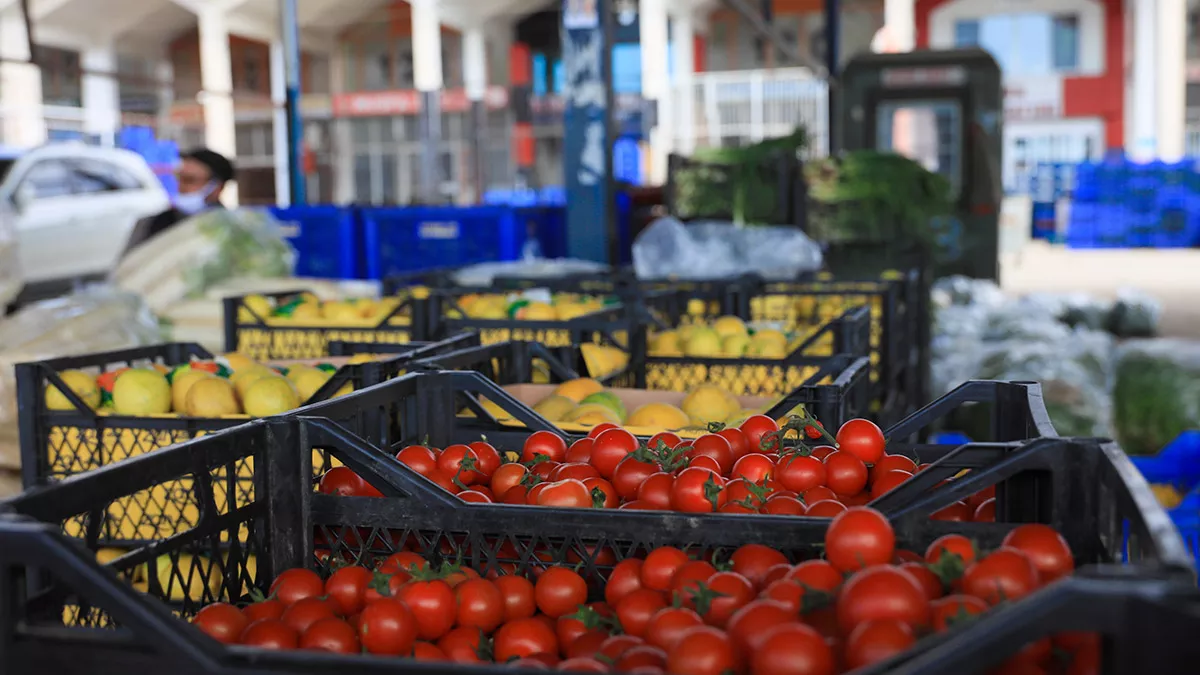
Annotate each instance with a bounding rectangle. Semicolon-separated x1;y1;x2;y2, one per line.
44;352;374;419
449;293;611;322
238;292;408;326
649;315;799;359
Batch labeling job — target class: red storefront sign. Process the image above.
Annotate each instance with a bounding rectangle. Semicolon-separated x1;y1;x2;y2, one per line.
333;86;511;118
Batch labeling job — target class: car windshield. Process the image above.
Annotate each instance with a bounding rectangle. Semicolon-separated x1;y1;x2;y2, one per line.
0;159;13;182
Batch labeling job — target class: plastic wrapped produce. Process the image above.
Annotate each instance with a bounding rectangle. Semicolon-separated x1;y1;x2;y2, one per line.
0;202;19;310
632;217;823;280
1113;339;1200;455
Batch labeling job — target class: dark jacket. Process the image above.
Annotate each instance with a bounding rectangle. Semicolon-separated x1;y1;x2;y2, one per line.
122;208;185;258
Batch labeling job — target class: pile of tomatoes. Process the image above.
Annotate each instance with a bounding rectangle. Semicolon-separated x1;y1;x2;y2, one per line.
190;506;1092;674
319;414;994;521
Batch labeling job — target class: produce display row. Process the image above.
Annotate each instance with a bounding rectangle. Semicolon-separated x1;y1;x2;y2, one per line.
0;375;1193;674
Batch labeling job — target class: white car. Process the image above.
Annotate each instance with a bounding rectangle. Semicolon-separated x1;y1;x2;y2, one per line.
0;143;170;300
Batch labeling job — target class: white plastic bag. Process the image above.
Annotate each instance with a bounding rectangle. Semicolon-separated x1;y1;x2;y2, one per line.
632;217;823;280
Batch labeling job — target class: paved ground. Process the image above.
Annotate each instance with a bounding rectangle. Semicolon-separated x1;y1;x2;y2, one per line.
1000;242;1200;338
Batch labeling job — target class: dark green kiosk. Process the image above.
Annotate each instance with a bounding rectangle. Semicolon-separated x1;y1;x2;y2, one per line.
839;48;1003;281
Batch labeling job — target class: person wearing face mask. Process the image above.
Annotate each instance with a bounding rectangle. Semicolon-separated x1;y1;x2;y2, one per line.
122;148;235;256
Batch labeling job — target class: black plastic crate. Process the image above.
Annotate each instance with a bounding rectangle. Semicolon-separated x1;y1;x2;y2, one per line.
0;374;1192;674
13;337;476;539
223;289;431;360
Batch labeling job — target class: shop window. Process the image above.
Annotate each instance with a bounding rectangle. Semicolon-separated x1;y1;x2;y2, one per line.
363;42;395;90
38;45;82;107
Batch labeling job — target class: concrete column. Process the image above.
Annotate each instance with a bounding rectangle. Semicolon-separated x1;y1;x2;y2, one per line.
197;7;238;205
673;10;696;157
270;41;291;205
882;0;915;52
81;46;120;146
641;0;670;184
411;0;444;203
463;26;488;200
0;13;47;148
1157;0;1187;162
1129;0;1158;162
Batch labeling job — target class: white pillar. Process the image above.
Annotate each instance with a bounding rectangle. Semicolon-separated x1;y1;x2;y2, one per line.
673;9;696;156
1157;0;1187;162
81;46;121;147
0;12;47;148
270;41;291;205
197;7;238;205
882;0;916;52
1129;0;1158;162
463;28;487;102
411;0;444;93
641;0;670;184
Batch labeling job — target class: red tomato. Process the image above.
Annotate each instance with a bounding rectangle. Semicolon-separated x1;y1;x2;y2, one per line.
357;598;417;655
869;470;913;499
802;485;838;503
494;617;560;662
269;568;324;606
932;501;973;522
686;434;735;475
584;477;619;509
597;634;643;661
469;441;502;476
641;547;690;591
280;597;335;634
396;445;438;476
644;606;704;652
787;559;844;590
844;619;916;670
967;485;997;509
399;579;457;641
616;588;669;639
557;657;610;672
606;558;645;605
702;571;755;626
413;641;449;661
668;560;717;605
618;644;668;671
243;600;285;623
612;454;658;501
750;623;835;675
740;415;781;454
823;451;869;497
536;567;589;618
929;594;988;632
900;562;944;601
870;454;918;482
455;578;505;633
925;534;978;567
240;618;299;650
564;628;608;659
538;479;593;508
689;456;723;474
324;565;374;616
1002;524;1075;584
764;494;807;515
670;467;727;513
591;428;640;479
730;543;789;589
836;566;930;634
974;498;996;522
378;551;423;575
717;427;751;460
318;467;377;497
495;574;537;622
588;423;620;439
824;507;895;573
727;599;794;656
637;473;675;510
809;445;836;461
776;454;827;493
299;617;358;653
961;548;1041;606
490;463;528;496
566;438;595;463
805;500;847;518
427;469;463;495
459;489;492;503
666;625;737;675
438;626;487;663
648;431;683;451
731;453;775;483
835;419;886;465
439;444;484;485
523;431;569;463
192;603;247;644
552;462;602;482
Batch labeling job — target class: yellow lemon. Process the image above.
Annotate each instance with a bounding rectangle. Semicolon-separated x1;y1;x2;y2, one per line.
566;404;621;425
712;316;749;338
554;378;604;403
220;352;259;373
752;329;788;350
681;384;738;426
322;300;363;321
233;365;272;400
347;353;377;365
285;364;317;384
242;294;273;319
517;301;558;320
111;369;171;415
722;334;750;357
45;369;100;410
242;376;301;417
533;395;578;422
684;328;723;358
292;367;334;402
626;403;690;430
185;377;241;417
650;331;681;355
290;302;322;321
172;370;214;413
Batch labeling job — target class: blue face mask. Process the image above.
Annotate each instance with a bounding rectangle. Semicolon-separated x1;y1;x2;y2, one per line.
175;182;217;215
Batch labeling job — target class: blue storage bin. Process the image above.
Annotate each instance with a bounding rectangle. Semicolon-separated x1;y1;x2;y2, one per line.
1128;431;1200;565
361;206;526;280
269;205;361;279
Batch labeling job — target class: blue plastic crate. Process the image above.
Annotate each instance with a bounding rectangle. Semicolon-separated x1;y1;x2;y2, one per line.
1129;431;1200;564
361;206;526;280
269;205;361;279
514;206;568;259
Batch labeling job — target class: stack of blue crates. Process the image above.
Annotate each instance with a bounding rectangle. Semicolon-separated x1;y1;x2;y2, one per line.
117;126;180;197
1129;431;1200;566
1067;159;1200;249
